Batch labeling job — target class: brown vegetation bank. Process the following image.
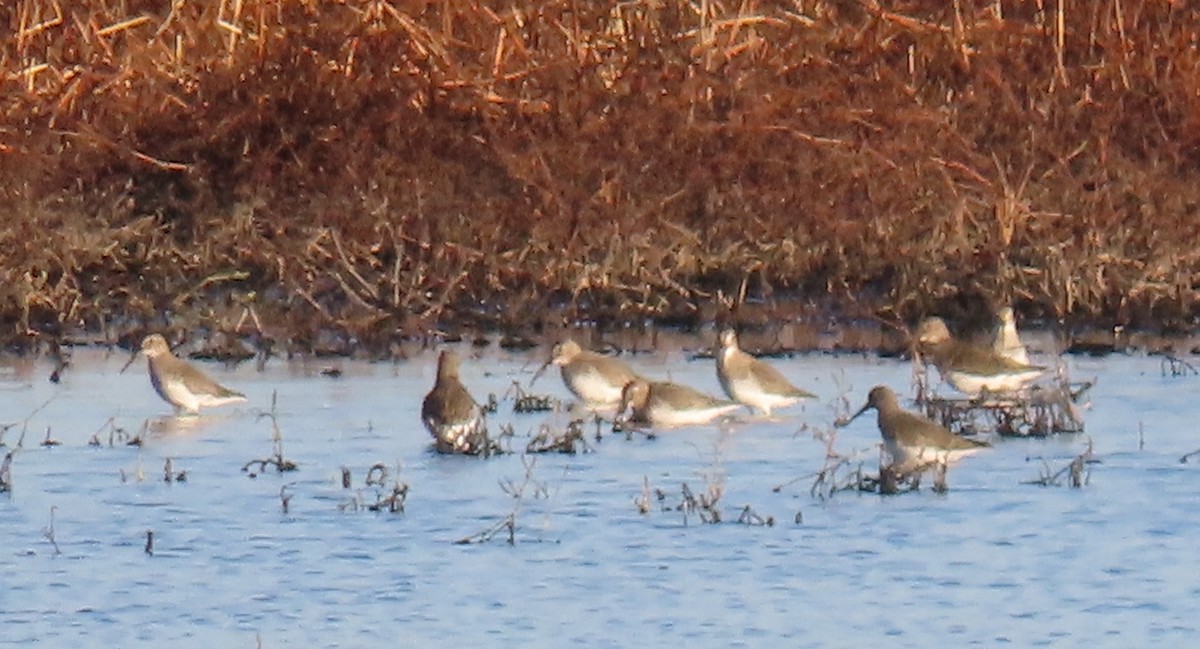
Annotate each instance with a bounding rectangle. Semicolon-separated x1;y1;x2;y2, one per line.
3;1;1200;355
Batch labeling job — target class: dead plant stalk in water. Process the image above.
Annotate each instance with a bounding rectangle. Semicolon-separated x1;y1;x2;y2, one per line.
456;455;548;545
243;391;298;475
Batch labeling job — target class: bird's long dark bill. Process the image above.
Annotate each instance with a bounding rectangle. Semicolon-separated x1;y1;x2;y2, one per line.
530;358;553;385
118;349;140;374
839;403;872;428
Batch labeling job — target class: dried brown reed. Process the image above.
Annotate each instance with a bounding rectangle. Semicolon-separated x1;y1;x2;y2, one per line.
914;350;1091;436
457;454;545;544
4;2;1200;351
0;451;13;492
1024;438;1096;487
42;505;61;556
163;456;186;482
87;416;138;446
336;462;409;512
244;390;297;474
919;382;1090;437
525;419;590;454
1160;355;1199;378
505;380;556;413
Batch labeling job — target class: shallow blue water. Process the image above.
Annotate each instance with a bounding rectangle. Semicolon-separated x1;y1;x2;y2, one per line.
1;338;1197;647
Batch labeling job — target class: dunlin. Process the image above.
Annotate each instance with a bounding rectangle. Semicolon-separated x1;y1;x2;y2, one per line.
140;334;246;415
537;339;644;408
616;378;741;428
421;350;487;454
916;317;1044;395
991;306;1030;365
715;329;815;415
846;385;989;473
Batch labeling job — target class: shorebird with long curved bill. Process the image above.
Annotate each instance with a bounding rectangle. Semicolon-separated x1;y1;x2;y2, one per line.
140;334;247;415
991;306;1030;365
534;339;644;410
843;385;989;474
916;316;1045;396
715;329;815;416
422;350;488;454
616;378;741;429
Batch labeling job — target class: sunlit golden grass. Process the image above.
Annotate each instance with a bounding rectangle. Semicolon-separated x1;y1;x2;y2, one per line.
2;1;1200;352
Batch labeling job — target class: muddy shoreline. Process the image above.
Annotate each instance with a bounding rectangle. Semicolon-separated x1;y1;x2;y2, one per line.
24;306;1200;370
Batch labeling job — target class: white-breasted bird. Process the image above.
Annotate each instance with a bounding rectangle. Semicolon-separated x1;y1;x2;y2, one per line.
916;317;1044;395
991;306;1030;365
537;339;644;409
616;378;740;428
141;334;246;415
715;329;815;415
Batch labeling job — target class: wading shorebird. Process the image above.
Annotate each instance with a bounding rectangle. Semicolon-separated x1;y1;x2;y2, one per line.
535;339;644;409
615;378;741;428
991;306;1030;366
140;334;246;415
916;317;1045;396
715;329;815;416
421;350;487;454
844;385;989;473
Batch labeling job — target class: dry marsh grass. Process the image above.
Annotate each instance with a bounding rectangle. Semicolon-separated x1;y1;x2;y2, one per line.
3;1;1200;353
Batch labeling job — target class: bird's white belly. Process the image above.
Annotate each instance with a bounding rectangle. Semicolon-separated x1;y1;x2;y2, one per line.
566;369;626;405
729;380;798;414
646;402;739;427
944;368;1042;395
161;379;202;414
891;440;983;471
160;378;244;414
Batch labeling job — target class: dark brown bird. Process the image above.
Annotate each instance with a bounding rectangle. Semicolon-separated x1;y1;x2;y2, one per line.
845;385;989;473
421;350;486;453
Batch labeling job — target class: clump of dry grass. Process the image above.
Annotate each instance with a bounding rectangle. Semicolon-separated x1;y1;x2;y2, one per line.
4;2;1200;353
525;419;590;454
914;353;1092;437
337;462;409;513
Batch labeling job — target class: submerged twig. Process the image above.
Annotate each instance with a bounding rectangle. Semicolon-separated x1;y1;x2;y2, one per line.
1024;439;1096;487
457;455;545;544
505;380;556;413
677;481;722;525
526;419;591;454
0;451;14;493
0;395;55;447
454;513;515;545
244;391;298;475
43;506;61;556
1161;355;1199;378
736;505;775;526
163;457;187;483
280;484;293;513
921;381;1090;437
